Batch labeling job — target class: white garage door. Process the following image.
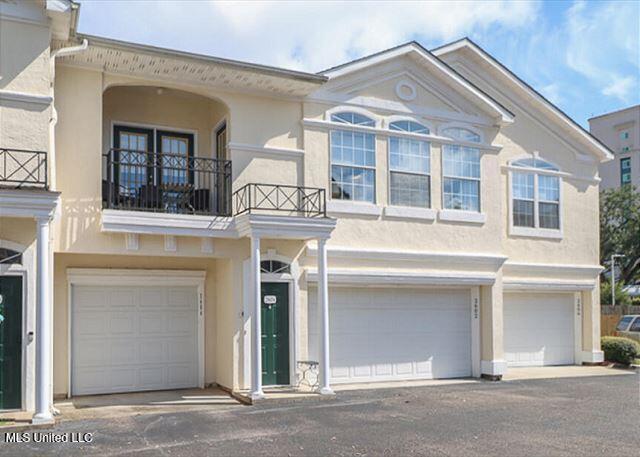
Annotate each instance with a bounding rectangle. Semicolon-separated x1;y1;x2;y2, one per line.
72;285;199;395
504;293;575;367
309;287;472;383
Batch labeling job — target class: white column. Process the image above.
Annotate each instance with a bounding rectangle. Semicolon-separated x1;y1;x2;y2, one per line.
250;236;264;400
33;217;53;424
317;238;334;395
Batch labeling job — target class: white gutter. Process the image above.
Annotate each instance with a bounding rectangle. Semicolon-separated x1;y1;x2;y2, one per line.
48;39;88;191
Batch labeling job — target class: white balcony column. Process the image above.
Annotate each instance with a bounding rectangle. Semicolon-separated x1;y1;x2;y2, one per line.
317;238;334;395
33;217;54;424
250;236;264;400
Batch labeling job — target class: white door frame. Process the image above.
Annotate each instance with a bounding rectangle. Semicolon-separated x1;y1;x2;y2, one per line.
242;251;300;389
0;239;33;412
66;268;206;397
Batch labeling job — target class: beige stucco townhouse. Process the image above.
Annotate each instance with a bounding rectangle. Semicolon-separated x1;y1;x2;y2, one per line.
0;1;612;423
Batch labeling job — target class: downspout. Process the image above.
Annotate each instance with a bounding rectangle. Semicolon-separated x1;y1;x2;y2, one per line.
47;38;87;417
49;39;88;191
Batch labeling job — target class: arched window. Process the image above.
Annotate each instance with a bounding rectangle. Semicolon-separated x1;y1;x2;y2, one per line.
330;112;376;203
388;120;431;207
0;248;22;265
441;127;481;212
260;260;291;274
511;157;560;230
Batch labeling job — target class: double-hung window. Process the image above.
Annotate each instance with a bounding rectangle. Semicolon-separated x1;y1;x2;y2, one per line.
388;120;431;207
511;157;560;230
330;112;376;203
442;127;481;212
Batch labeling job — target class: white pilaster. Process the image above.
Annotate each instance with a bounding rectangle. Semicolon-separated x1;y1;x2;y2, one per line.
33;217;54;424
250;236;264;400
317;238;334;395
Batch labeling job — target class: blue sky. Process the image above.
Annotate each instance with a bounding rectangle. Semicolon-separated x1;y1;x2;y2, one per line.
76;0;639;128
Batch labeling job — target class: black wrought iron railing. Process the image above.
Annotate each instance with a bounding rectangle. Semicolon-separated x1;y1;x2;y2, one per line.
0;148;48;189
103;148;232;216
233;183;326;218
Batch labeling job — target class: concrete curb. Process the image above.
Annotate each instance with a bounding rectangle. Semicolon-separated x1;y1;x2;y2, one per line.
0;421;55;433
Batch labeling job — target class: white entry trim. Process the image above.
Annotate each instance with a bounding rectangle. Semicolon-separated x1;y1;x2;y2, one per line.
66;268;206;397
0;240;33;412
241;252;301;389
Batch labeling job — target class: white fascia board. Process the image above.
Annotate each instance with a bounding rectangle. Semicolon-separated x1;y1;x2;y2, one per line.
101;209;236;238
503;261;603;278
235;213;337;240
305;246;507;269
0;189;60;219
433;39;613;162
322;43;514;125
0;90;53;106
306;268;496;286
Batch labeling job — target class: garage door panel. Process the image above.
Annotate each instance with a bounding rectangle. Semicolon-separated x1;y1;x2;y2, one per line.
310;287;472;383
72;284;199;395
504;293;574;367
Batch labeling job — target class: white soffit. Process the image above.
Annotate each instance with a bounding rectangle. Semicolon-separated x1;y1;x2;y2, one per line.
52;35;327;98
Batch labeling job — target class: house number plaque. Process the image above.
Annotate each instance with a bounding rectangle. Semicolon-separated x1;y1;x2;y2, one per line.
264;295;277;305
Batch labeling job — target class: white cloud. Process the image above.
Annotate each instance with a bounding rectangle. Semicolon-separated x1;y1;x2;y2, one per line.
79;0;539;72
565;0;639;101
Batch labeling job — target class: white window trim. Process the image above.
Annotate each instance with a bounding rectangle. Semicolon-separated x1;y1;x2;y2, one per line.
383;115;434;134
441;143;482;215
508;169;563;239
384;205;436;221
387;128;432;211
325;106;382;128
327;199;382;217
329;116;377;205
437;122;485;144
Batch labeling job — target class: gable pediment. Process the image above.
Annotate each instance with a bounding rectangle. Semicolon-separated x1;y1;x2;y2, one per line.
312;53;503;124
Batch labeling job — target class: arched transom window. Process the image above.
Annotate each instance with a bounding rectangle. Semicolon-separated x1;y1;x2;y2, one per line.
388;120;431;207
0;248;22;265
330;112;376;203
441;127;481;212
260;260;291;274
511;157;560;230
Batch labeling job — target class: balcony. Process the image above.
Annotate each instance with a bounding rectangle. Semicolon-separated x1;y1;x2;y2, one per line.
0;148;48;189
234;183;326;218
103;148;232;216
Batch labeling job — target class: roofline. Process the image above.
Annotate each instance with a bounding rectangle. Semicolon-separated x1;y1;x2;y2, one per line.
588;104;640;122
433;37;614;162
74;33;328;84
320;41;515;124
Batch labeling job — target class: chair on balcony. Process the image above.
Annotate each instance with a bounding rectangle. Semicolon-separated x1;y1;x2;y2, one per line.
138;184;163;211
190;188;210;214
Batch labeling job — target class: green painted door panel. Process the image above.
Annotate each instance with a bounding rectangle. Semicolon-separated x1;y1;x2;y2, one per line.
0;276;22;410
261;282;289;386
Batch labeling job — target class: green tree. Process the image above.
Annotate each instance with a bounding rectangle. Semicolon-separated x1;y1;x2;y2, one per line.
600;278;631;306
600;185;640;284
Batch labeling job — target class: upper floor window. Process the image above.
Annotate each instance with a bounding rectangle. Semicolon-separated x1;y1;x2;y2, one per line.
511;157;560;230
442;127;481;212
620;157;632;185
620;131;629;140
330;112;376;203
388;120;431;207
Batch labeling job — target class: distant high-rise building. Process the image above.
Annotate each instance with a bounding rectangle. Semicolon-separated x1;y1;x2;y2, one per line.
589;105;640;190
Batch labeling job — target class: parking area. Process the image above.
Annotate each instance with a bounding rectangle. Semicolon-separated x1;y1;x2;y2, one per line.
2;368;638;456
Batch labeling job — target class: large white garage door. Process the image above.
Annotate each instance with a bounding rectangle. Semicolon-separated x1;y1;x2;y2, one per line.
309;287;472;383
72;285;199;395
504;293;575;367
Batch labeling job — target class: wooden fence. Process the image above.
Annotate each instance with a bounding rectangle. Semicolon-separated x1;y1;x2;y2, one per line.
601;305;640;336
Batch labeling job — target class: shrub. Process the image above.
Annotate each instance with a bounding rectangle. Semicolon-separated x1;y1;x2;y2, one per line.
600;279;631;306
601;336;640;365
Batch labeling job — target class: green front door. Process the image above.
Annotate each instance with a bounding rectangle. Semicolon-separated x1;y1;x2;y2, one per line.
261;282;289;386
0;276;22;410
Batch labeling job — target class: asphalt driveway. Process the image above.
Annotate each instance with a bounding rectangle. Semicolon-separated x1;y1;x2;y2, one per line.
3;371;639;456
